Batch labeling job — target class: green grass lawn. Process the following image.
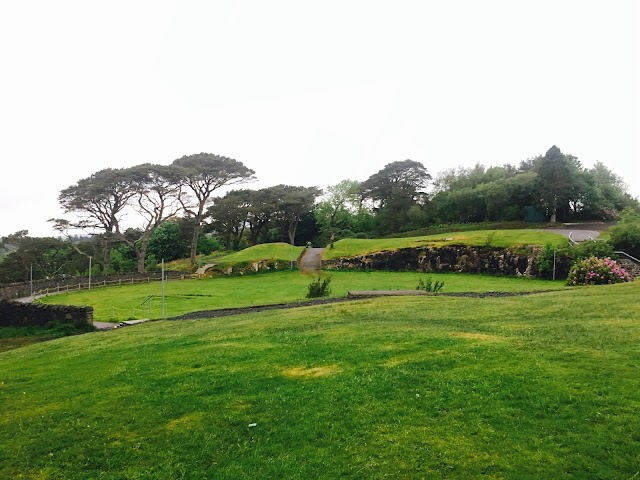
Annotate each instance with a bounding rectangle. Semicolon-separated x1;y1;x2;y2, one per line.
324;229;568;260
1;282;639;478
37;270;564;322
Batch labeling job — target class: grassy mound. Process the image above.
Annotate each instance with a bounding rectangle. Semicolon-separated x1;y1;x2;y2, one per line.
210;242;305;267
1;282;639;478
165;243;305;272
324;229;568;260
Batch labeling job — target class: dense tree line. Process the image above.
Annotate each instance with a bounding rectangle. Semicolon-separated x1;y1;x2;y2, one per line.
0;146;637;282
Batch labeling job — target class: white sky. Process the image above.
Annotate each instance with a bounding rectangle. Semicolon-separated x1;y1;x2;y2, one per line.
0;0;638;238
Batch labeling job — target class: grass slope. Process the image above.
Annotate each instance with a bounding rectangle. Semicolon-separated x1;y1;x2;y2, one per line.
1;282;639;478
38;271;564;322
166;243;304;272
324;229;568;260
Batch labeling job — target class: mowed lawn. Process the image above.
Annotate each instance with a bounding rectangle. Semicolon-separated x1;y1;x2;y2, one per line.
324;229;569;260
1;282;639;478
37;270;565;322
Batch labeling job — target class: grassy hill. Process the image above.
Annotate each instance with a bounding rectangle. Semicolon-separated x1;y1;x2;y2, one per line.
166;242;304;272
1;282;639;478
324;229;568;260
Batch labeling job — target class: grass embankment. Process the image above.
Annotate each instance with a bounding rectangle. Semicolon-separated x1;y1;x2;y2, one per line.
38;270;564;322
324;229;568;260
1;282;639;478
392;221;550;238
0;324;94;352
166;243;304;272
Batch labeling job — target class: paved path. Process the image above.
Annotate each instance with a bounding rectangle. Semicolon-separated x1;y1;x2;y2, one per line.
540;228;601;242
195;263;217;277
94;321;117;330
299;248;325;272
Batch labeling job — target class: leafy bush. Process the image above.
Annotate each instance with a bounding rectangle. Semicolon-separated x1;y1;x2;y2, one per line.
306;276;332;298
570;240;615;262
536;243;554;276
566;257;634;286
609;209;640;258
416;277;444;293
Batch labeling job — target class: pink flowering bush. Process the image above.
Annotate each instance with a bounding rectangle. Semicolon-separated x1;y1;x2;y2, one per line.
566;256;634;286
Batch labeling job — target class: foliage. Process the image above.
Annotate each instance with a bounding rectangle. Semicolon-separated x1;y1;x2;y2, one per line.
4;283;640;478
570;240;615;262
416;277;444;292
315;179;361;247
536;242;557;277
566;256;634;286
608;208;640;258
361;160;431;234
147;221;188;262
172;153;256;266
0;231;97;283
306;276;332;298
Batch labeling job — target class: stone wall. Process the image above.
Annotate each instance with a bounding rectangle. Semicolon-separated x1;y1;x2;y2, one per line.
0;300;93;328
323;245;545;276
208;260;294;277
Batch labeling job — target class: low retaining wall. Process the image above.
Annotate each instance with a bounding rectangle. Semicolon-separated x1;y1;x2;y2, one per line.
324;246;551;277
208;260;294;277
0;301;94;328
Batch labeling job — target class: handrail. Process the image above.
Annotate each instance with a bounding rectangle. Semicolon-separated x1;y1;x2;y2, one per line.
140;295;154;306
615;251;640;265
568;232;578;246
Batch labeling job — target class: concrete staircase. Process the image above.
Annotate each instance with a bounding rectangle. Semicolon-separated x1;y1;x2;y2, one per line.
615;252;640;278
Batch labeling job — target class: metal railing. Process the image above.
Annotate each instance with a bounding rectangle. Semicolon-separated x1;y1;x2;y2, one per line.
615;251;640;265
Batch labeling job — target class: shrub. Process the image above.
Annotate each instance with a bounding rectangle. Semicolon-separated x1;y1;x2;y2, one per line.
536;243;555;277
416;277;444;293
570;240;615;262
566;257;634;286
307;276;332;298
609;209;640;258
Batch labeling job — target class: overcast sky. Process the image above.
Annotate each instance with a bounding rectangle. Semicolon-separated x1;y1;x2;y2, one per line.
1;0;638;238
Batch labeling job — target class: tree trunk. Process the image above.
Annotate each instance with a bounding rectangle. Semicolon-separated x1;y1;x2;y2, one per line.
190;222;201;267
102;240;111;273
288;220;297;246
137;249;146;274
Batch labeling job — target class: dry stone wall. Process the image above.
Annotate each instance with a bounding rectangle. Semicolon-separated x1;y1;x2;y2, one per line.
323;246;543;277
0;301;93;328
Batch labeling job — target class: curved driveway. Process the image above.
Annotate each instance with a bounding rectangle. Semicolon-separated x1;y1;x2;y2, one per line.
540;228;600;242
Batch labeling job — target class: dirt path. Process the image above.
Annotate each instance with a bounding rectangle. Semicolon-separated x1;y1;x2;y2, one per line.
299;248;325;272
